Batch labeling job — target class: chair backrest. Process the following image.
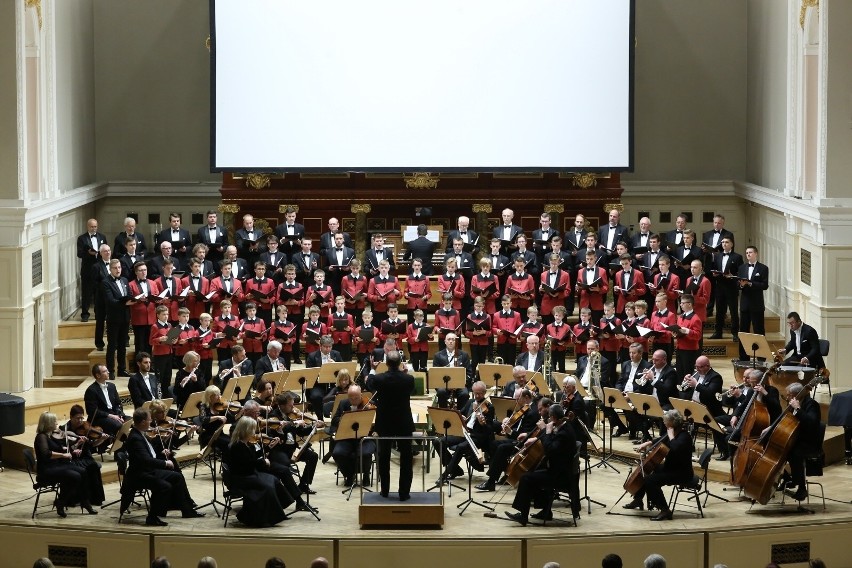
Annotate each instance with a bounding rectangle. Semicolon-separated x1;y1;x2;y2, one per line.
22;448;37;482
819;339;830;357
698;447;714;470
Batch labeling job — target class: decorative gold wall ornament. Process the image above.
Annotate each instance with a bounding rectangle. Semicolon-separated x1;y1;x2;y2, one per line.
544;204;565;214
25;0;41;29
603;203;624;214
571;173;599;188
800;0;818;29
471;204;493;214
404;173;439;190
278;204;300;213
351;204;372;214
245;174;271;189
217;204;240;214
206;36;211;51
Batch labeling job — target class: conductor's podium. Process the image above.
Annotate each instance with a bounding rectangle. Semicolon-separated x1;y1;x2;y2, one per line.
359;491;444;528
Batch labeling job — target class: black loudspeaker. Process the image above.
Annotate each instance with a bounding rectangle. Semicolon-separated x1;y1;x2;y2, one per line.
0;394;25;470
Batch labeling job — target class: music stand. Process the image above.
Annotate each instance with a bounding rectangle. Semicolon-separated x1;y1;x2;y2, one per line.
597;387;634;473
107;419;134;455
318;361;358;384
194;424;226;517
489;396;517;422
524;370;552;396
572;418;606;513
425;406;467;496
222;374;254;404
179;392;205;420
427;367;467;408
282;368;320;410
625;393;665;441
738;332;774;364
670;398;725;449
335;408;376;500
478;363;513;395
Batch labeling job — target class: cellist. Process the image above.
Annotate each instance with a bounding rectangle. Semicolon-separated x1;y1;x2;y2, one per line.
713;368;781;461
773;383;821;501
622;409;693;521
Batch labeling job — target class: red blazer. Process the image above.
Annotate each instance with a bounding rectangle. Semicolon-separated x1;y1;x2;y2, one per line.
538;269;571;316
651;272;681;313
470;273;501;314
306;284;335;318
505;272;536;310
571;322;597;357
683;274;712;322
149;321;174;356
245;277;277;311
341;274;368;311
576;267;609;311
127;279;161;326
367;276;400;312
241;318;267;353
213;314;242;350
173;325;198;358
406;322;431;353
464;312;492;346
545;322;571;352
492;310;522;345
301;320;327;353
157;276;183;321
277;281;305;316
598;316;622;352
436;273;466;310
181;274;210;320
650;309;677;346
209;277;244;317
434;308;461;339
518;321;544;352
327;312;355;345
196;326;214;360
353;324;380;354
675;312;703;351
403;275;431;311
613;269;647;314
269;319;297;352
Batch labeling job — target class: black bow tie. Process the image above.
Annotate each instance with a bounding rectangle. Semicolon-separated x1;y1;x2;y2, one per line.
114;278;122;283
723;253;729;256
657;312;665;317
749;264;755;267
459;232;467;235
336;248;343;252
714;230;721;234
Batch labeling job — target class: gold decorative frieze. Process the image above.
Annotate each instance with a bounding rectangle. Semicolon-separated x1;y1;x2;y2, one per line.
471;204;493;214
351;204;372;214
544;204;564;214
278;204;300;213
245;174;271;189
217;204;240;214
800;0;818;28
571;173;599;189
404;173;439;190
206;36;211;51
603;203;624;214
25;0;41;29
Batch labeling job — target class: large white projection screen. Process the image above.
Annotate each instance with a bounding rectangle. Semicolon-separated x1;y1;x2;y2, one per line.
211;0;633;172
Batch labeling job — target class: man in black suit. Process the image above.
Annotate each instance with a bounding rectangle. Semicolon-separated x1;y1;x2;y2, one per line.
323;232;356;294
612;343;655;440
92;244;112;351
149;241;182;277
404;224;437;275
475;388;539;492
306;336;343;415
678;355;723;417
114;216;148;258
575;340;613;390
629;216;653;257
364;233;395;276
103;259;131;378
275;207;306;262
663;214;689;252
124;407;203;526
431;333;473;409
222;246;250;281
292;238;320;286
128;352;161;408
319;217;353;257
437;380;496;482
531;212;558;265
646;349;679;410
780;312;824;370
156;213;192;264
217;345;254;394
77;218;108;322
505;404;579;525
515;335;545;374
782;382;822;501
259;235;287;284
738;245;769;359
701;215;735;318
510;234;539;277
597;208;629;260
370;350;416;500
196;210;229;266
235;214;265;267
119;236;143;280
713;368;781;460
564;213;588;261
492;208;523;257
445;215;479;253
84;364;127;436
253;340;288;384
709;237;743;340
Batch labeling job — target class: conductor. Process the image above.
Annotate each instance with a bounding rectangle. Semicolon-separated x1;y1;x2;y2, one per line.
368;350;415;500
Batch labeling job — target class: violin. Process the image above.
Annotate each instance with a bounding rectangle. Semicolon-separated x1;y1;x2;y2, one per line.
260;417;284;431
248;432;277;446
288;408;320;422
157;417;194;433
212;400;242;414
145;425;172;441
502;403;530;434
73;420;112;446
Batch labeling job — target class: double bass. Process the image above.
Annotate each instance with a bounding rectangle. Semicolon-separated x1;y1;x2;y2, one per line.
735;373;824;505
729;363;779;486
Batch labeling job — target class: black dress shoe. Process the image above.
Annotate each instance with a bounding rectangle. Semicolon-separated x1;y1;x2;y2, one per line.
613;427;628;438
531;510;553;521
118;370;131;377
83;505;98;515
56;504;67;518
96;346;105;352
321;452;332;464
504;511;528;526
475;481;495;492
792;487;808;501
715;453;729;461
299;485;317;495
622;499;644;511
182;510;205;518
81;316;90;322
380;491;389;498
709;333;723;340
651;509;673;521
296;502;318;514
399;494;411;502
146;517;168;526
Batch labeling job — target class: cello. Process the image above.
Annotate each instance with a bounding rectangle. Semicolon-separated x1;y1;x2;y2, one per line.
729;363;779;486
506;411;574;488
737;373;823;505
623;435;669;497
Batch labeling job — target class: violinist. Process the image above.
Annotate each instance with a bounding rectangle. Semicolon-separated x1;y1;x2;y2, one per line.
173;351;205;409
774;382;820;501
713;368;781;461
438;381;495;484
475;389;538;492
268;392;322;495
505;404;579;525
322;368;353;418
149;399;195;450
622;409;693;520
329;385;376;487
65;404;106;506
83;364;127;436
34;411;100;517
502;366;532;399
252;379;275;417
560;376;588;441
241;400;318;514
199;385;237;452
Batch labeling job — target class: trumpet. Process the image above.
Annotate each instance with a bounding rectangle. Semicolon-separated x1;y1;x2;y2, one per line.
677;371;699;391
635;368;653;387
715;381;747;401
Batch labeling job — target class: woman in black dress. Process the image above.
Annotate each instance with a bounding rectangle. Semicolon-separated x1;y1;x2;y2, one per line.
34;412;99;517
64;405;106;506
225;416;290;527
173;351;206;409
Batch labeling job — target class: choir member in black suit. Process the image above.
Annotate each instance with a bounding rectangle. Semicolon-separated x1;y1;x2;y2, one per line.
531;212;558;266
235;214;265;268
629;217;653;257
77;218;108;322
364;233;395;276
492;208;524;257
708;236;743;340
103;259;131;377
323;232;356;294
114;216;148;258
292;237;320;286
84;364;128;436
663;214;688;252
156;213;192;263
275;207;306;262
149;241;182;277
445;216;479;253
119;236;144;280
92;244;112;351
260;235;287;284
196;210;229;266
404;224;437;275
737;245;769;359
505;404;580;524
701;215;735;318
564;213;588;263
223;246;250;282
779;312;824;370
597;208;629;260
319;217;353;257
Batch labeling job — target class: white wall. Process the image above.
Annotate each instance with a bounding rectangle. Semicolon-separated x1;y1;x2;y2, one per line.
825;0;852;200
0;1;18;197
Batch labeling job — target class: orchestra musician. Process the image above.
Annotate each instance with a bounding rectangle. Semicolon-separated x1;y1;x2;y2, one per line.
475;389;540;492
34;411;100;517
83;364;127;437
217;345;254;395
437;381;495;484
622;409;694;521
502;366;532;399
678;355;724;418
322;368;354;418
560;376;588;442
124;408;204;526
305;335;343;416
504;404;580;525
713;368;781;461
65;404;106;505
773;383;821;501
432;332;473;409
329;385;376;487
147;399;193;450
253;340;288;384
777;312;824;370
128;352;160;408
268;392;322;496
173;351;205;409
198;385;234;453
515;334;544;374
644;349;680;411
575;340;612;390
609;343;654;441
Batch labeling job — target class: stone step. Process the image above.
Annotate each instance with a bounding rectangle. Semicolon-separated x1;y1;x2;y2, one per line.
52;361;92;377
58;320;95;340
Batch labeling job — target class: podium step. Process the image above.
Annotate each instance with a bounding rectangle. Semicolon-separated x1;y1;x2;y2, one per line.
359;491;444;527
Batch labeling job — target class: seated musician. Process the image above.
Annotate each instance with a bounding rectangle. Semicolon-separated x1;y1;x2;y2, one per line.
65;404;106;506
305;335;343;415
83;364;128;437
502;365;532;398
560;376;588;444
198;385;238;453
329;385;376;487
475;390;542;492
606;343;654;441
713;368;781;461
252;378;275;417
777;312;824;370
505;404;580;525
678;355;724;419
148;399;194;450
217;345;254;395
437;381;496;484
622;409;693;520
172;351;205;410
124;408;204;526
322;368;353;418
241;400;317;514
575;340;612;390
268;392;322;496
773;382;821;501
34;411;100;517
432;332;473;409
